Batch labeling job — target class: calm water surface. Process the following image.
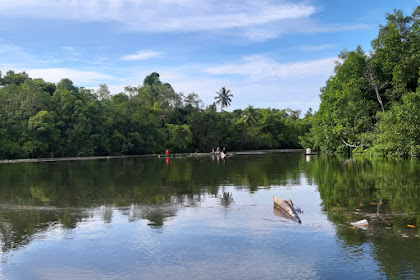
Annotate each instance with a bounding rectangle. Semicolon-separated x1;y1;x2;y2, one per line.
0;153;419;279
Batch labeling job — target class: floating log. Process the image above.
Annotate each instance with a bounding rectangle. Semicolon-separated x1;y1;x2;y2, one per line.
273;195;301;223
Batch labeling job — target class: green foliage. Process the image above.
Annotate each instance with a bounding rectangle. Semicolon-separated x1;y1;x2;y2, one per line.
0;70;29;86
166;124;192;152
370;91;420;157
0;71;311;159
28;110;61;157
302;49;377;152
302;7;420;157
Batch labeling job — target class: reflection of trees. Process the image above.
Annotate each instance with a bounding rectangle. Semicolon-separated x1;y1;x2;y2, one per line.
0;207;89;252
303;155;420;279
0;155;305;208
220;191;233;208
0;154;306;252
1;153;419;278
303;155;420;214
127;204;178;228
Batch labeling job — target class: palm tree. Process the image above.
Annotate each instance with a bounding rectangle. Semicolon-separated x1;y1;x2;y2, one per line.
214;87;233;112
241;105;256;124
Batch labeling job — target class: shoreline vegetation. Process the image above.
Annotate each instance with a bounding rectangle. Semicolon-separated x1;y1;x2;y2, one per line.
0;149;304;164
0;71;312;161
300;7;420;158
0;7;419;160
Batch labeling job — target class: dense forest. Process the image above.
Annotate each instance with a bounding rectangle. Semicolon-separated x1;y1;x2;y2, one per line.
1;7;419;160
301;7;420;157
0;71;312;159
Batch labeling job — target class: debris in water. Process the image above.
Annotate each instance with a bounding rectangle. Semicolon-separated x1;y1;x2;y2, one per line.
350;219;369;230
351;219;368;226
273;196;301;223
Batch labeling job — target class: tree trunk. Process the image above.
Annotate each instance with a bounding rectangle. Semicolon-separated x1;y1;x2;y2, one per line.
365;62;386;113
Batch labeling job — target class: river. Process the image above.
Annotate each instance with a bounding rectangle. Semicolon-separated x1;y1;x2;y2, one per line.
0;152;419;279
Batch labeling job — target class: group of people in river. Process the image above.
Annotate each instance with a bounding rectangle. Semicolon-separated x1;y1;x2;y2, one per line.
211;147;226;155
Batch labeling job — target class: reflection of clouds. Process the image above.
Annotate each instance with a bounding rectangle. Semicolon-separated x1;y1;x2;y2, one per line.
0;184;382;280
35;266;128;280
128;255;319;280
36;223;67;241
189;184;336;235
0;182;334;255
24;250;320;280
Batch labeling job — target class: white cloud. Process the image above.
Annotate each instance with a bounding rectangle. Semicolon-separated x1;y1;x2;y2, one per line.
240;19;370;41
0;1;371;42
24;68;119;86
204;55;336;80
62;46;77;52
0;43;74;67
139;56;336;112
2;54;336;112
298;44;335;51
0;0;316;33
0;43;36;63
121;50;161;61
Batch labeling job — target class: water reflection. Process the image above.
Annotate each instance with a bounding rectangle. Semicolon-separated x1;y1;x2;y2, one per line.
0;153;419;279
303;155;420;279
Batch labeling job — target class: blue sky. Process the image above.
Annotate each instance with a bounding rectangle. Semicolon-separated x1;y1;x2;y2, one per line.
0;0;419;112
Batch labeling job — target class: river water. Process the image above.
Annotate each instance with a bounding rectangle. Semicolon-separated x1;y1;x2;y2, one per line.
0;152;419;279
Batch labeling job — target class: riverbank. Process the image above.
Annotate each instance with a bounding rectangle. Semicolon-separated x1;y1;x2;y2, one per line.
0;149;305;164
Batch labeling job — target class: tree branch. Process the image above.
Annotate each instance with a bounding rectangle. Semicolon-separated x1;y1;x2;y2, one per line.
341;138;364;148
364;62;387;113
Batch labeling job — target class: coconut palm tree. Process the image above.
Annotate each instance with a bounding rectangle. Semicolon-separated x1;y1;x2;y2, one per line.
241;105;256;124
214;87;233;112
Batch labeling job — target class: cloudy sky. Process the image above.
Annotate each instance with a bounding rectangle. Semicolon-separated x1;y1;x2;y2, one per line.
0;0;418;112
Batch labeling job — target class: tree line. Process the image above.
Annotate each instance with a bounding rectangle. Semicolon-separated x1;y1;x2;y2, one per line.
300;7;420;157
4;7;416;160
0;71;312;159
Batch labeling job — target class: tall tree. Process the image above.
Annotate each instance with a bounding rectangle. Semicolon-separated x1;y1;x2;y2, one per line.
214;87;233;112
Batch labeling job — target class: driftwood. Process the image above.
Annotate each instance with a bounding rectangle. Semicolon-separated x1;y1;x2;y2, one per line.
273;196;301;223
